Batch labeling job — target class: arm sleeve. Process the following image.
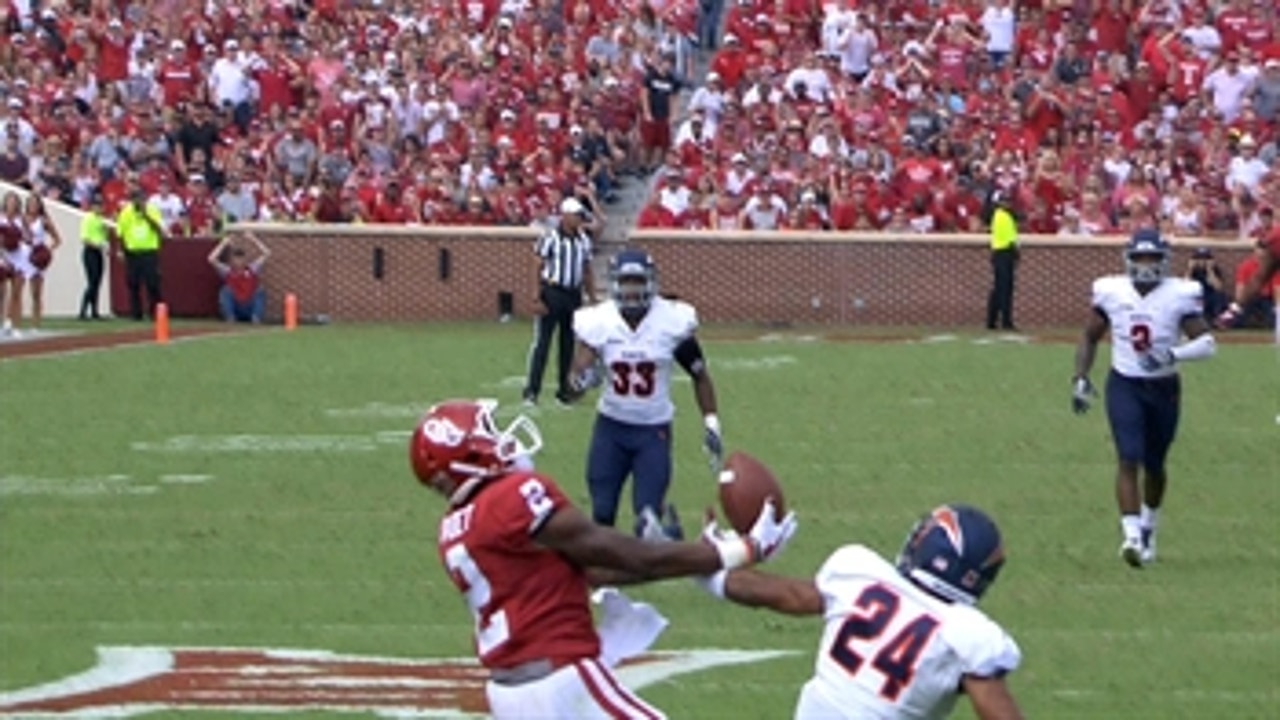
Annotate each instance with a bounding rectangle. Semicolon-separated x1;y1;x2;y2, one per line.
674;336;707;377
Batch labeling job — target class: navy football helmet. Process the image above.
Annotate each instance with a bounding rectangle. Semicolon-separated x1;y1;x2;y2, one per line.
1125;229;1170;285
897;504;1006;606
608;248;658;317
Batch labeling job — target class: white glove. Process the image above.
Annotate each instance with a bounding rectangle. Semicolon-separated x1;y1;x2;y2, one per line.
1071;375;1097;415
570;361;604;393
702;414;724;474
636;506;672;543
705;499;797;569
746;498;797;563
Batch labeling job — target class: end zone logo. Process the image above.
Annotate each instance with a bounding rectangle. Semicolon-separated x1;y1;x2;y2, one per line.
0;646;791;718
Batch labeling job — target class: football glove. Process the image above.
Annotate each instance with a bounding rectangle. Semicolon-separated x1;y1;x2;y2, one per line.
702;415;724;474
636;504;684;542
1215;302;1243;329
1138;347;1176;373
1072;376;1097;415
570;361;604;394
702;500;798;569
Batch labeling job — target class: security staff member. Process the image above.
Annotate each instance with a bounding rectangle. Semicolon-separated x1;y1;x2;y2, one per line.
523;197;598;406
79;193;110;320
986;190;1020;331
116;185;166;321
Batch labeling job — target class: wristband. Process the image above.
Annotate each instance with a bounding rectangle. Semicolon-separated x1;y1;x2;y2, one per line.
714;537;755;569
704;414;721;434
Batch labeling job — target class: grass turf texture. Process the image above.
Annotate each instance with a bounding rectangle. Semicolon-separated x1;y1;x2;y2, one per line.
1;324;1276;719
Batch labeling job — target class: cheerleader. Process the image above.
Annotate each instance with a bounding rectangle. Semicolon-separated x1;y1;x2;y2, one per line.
1;192;29;338
24;194;63;331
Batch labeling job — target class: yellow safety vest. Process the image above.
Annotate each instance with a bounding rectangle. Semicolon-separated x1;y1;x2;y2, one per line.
991;208;1018;251
116;203;164;252
81;212;109;248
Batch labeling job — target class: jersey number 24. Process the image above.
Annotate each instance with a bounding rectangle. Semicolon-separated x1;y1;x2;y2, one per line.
829;584;941;701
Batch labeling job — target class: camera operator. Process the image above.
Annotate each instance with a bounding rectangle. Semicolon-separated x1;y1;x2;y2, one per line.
1184;247;1226;321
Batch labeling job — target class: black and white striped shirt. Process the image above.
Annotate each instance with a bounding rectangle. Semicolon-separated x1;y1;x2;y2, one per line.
535;225;592;289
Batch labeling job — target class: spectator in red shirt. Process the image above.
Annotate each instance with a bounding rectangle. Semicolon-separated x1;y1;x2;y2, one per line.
207;233;270;324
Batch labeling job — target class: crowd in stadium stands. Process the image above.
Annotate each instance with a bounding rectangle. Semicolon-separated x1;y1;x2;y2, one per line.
0;0;1275;239
639;0;1280;238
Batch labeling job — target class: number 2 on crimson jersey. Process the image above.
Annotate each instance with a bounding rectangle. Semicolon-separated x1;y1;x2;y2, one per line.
444;544;510;657
829;584;941;701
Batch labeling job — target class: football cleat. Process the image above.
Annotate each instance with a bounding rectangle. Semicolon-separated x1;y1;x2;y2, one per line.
1140;528;1157;565
1119;538;1143;568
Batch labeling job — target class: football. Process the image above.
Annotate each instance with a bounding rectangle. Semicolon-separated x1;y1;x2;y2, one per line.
718;450;786;534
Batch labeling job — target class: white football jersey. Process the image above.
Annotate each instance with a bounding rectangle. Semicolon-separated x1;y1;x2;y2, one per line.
1092;276;1204;379
573;297;698;426
796;545;1021;720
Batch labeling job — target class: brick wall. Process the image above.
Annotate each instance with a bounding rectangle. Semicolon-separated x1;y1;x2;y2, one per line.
244;225;540;322
632;230;1255;327
242;224;1254;327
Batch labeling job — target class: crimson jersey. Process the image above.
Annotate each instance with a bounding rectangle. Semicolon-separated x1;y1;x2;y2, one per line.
437;471;599;670
1265;229;1280;262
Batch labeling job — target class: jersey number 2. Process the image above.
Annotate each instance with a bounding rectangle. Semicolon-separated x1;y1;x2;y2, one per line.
610;361;657;397
444;544;510;658
829;584;941;701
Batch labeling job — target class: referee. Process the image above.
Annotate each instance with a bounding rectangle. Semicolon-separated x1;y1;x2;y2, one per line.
985;190;1020;331
115;185;166;321
524;197;598;407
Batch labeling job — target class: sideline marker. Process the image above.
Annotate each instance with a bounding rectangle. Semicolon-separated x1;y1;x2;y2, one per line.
284;293;299;331
155;303;170;344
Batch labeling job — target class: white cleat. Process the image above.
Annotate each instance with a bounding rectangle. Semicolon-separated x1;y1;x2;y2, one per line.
1120;539;1143;568
1140;529;1157;565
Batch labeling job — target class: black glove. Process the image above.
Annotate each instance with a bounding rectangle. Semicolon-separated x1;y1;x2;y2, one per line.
1072;376;1097;415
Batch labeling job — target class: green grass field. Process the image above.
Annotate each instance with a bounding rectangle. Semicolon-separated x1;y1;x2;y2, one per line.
1;324;1277;719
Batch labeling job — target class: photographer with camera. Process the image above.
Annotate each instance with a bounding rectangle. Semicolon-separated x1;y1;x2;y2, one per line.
1184;247;1227;321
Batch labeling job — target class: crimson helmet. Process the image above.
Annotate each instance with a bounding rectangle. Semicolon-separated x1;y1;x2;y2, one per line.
410;399;542;489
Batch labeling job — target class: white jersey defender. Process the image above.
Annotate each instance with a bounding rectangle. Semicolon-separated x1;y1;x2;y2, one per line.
701;504;1023;720
1091;275;1204;379
798;545;1021;720
573;295;697;426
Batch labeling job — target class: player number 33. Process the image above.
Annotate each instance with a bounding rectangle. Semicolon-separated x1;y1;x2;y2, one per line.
610;360;657;397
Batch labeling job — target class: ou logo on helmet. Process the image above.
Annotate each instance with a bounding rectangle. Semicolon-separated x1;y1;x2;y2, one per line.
421;417;467;447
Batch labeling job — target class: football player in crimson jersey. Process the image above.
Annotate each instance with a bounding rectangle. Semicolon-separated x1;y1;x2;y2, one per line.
1218;227;1280;329
1073;230;1217;568
412;399;796;720
694;504;1024;720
